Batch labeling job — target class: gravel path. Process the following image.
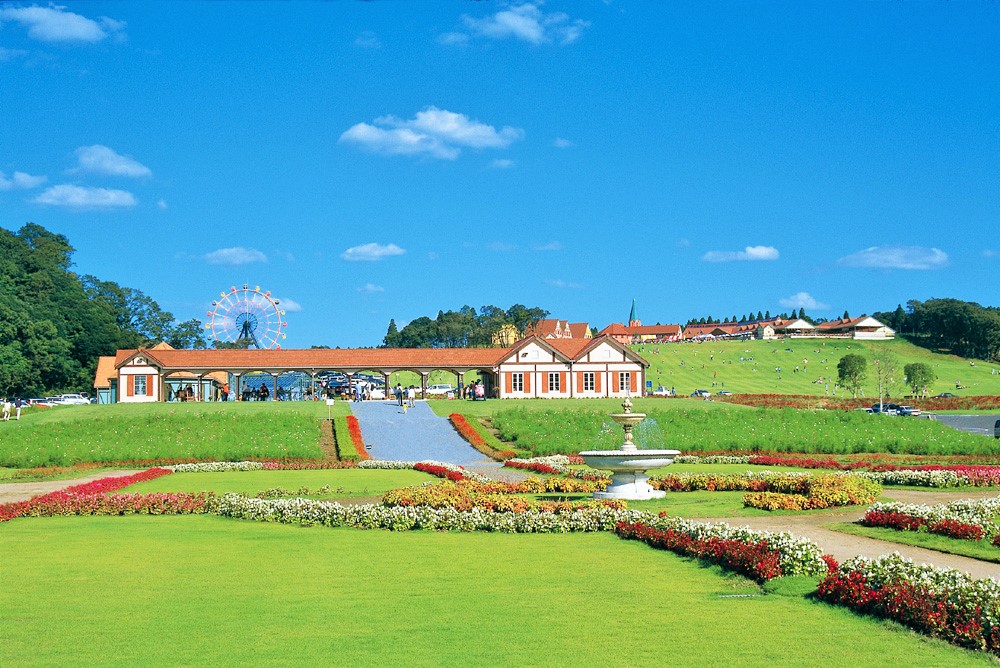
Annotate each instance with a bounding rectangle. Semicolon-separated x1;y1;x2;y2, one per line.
349;400;500;468
0;470;145;504
701;488;1000;579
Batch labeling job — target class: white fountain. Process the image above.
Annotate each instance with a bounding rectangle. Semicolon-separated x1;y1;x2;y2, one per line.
579;397;680;500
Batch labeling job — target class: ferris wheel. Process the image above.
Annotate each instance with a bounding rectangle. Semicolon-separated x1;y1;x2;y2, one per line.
205;284;287;349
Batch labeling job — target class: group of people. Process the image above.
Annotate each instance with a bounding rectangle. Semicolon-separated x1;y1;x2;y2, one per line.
393;384;417;408
460;381;487;401
2;398;25;421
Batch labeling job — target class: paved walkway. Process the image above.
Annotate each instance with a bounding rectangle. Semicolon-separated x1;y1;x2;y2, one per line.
0;469;144;504
349;400;502;469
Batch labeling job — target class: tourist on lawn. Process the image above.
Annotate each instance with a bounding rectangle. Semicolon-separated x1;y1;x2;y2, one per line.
15;397;24;419
407;385;416;407
2;398;10;421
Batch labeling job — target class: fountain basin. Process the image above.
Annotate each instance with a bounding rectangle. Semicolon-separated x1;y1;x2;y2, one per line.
579;449;680;500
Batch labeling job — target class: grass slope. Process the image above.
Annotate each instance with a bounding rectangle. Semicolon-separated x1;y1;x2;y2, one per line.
0;402;348;468
635;337;1000;398
123;469;433;497
1;516;992;667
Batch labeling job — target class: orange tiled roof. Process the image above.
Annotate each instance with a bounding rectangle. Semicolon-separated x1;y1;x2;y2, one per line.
599;323;630;336
567;322;591;338
93;356;118;388
627;324;682;335
115;346;510;371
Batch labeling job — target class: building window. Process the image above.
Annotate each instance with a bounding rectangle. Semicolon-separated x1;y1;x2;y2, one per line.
583;372;595;392
619;372;631;393
512;373;524;392
548;373;561;392
134;375;147;396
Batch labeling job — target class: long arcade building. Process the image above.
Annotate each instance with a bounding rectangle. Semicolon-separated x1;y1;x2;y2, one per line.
96;335;649;402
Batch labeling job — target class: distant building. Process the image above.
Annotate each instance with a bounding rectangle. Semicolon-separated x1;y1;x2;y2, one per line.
814;316;895;340
524;319;591;340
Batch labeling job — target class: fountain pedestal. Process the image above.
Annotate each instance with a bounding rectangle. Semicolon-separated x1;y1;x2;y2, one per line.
579;398;679;500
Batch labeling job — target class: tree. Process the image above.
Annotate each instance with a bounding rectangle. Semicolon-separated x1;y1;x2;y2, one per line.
837;354;867;398
903;362;936;397
870;349;900;407
382;319;401;348
798;308;806;321
843;310;850;320
756;311;763;321
167;319;208;349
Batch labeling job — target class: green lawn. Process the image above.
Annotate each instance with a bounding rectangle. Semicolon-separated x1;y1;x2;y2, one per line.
0;401;346;468
635;337;1000;398
123;469;434;498
1;516;992;667
829;522;1000;564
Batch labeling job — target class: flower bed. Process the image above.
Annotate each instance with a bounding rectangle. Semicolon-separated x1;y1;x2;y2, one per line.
860;497;1000;543
743;474;881;511
333;415;370;462
10;492;216;518
504;456;609;482
448;414;511;460
817;553;1000;655
0;468;174;522
616;521;782;581
382;480;621;513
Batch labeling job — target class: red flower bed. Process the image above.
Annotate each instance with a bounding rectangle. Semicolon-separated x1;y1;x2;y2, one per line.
861;509;927;531
505;460;560;475
449;414;487;449
615;521;782;582
12;492;214;519
413;462;471;481
721;393;1000;412
928;519;985;541
345;415;370;461
817;569;1000;655
0;468;173;522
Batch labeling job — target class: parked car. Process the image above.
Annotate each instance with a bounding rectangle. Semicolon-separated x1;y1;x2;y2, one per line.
691;389;711;398
854;407;874;413
716;390;732;396
425;384;455;396
897;405;921;416
651;385;674;397
871;403;901;415
57;393;90;405
368;388;387;400
933;392;957;399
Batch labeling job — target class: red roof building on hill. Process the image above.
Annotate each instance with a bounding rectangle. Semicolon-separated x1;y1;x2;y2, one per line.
524;319;591;340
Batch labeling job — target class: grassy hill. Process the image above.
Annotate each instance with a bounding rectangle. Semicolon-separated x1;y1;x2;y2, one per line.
635;337;1000;398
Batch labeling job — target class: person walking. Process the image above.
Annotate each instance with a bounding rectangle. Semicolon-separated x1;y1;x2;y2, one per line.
2;398;10;422
407;385;415;408
15;397;23;420
395;383;403;406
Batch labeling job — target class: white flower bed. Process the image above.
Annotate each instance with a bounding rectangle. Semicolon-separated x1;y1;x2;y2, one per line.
507;456;609;480
357;459;491;483
866;495;1000;538
674;455;752;465
858;470;966;488
166;461;266;473
644;515;829;576
840;552;1000;612
213;495;829;575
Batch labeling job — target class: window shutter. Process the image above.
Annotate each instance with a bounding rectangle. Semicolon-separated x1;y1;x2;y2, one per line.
560;372;567;393
524;373;531;394
595;373;602;393
541;373;548;393
126;375;134;397
630;373;637;394
505;373;512;394
576;372;583;392
612;372;619;393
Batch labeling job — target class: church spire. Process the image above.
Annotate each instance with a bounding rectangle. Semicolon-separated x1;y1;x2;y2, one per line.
628;298;639;327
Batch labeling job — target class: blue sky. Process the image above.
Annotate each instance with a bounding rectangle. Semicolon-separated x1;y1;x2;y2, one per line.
1;1;997;348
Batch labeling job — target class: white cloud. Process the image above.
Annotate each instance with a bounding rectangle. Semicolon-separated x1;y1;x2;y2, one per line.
675;238;691;248
488;242;518;252
460;3;589;46
0;170;46;190
203;247;267;265
357;283;385;294
354;31;381;48
73;145;151;178
533;241;563;251
546;278;584;289
274;297;302;312
779;292;829;310
0;46;28;61
157;199;168;210
702;245;780;263
33;184;135;208
983;249;997;258
552;137;574;149
340;242;406;262
437;32;469;46
490;158;515;169
0;5;125;43
838;246;949;270
340;106;523;160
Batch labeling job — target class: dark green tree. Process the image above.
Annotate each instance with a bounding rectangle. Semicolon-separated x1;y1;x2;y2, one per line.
837;354;867;398
903;362;936;397
382;319;402;348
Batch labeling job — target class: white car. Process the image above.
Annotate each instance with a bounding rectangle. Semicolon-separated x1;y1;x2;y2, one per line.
425;384;455;395
897;405;921;416
368;388;387;400
651;386;674;397
57;393;90;405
